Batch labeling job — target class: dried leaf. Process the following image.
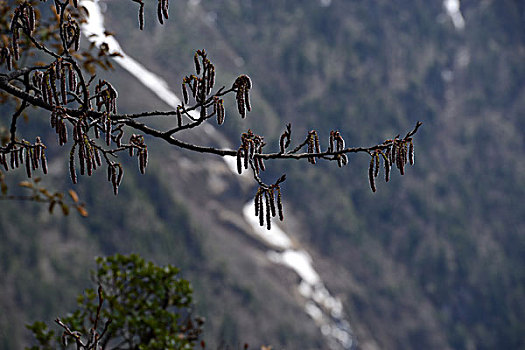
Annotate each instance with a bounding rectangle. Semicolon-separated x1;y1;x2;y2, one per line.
68;189;79;203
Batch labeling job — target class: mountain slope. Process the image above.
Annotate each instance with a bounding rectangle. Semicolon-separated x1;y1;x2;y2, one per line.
1;0;524;349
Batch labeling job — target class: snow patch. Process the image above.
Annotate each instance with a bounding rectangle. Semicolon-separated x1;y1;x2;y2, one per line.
242;202;292;249
267;250;320;285
444;0;465;30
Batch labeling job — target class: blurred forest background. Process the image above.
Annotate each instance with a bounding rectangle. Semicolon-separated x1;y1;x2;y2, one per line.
1;0;524;349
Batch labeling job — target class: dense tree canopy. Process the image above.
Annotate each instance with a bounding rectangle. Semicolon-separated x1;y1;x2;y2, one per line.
27;254;204;350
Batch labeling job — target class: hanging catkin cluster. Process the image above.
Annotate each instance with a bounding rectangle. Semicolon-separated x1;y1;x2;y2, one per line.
9;2;35;61
107;162;124;195
306;130;321;164
236;130;265;175
328;130;349;167
232;74;252;118
213;96;226;125
0;138;47;179
181;50;216;107
254;175;286;230
50;107;69;146
33;59;78;107
1;0;425;228
129;134;148;174
367;137;415;192
69;118;103;181
134;0;169;30
60;14;81;51
157;0;169;25
95;80;118;114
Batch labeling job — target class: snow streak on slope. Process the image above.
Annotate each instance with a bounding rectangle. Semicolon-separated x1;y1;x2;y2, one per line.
243;203;355;349
444;0;465;30
80;1;356;348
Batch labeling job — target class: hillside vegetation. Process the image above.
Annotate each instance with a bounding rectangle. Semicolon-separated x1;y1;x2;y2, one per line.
1;1;524;349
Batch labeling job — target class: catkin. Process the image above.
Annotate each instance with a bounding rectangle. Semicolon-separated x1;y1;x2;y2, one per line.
383;153;390;182
60;66;67;104
86;145;93;176
176;107;182;127
341;154;348;166
258;192;264;227
194;53;201;75
41;153;48;174
30;148;37;171
269;189;276;217
18;148;23;165
157;0;164;24
0;154;7;171
243;144;249;170
217;99;225;125
368;157;376;192
49;67;60;106
107;164;113;182
374;153;380;178
111;166;118;195
138;148;147;174
68;64;77;92
12;29;19;61
182;83;189;104
28;5;35;31
280;134;287;153
162;0;169;19
254;189;261;217
138;2;144;30
244;88;251;112
116;164;123;186
10;151;16;169
25;149;31;178
264;190;271;230
409;139;414;165
235;148;242;174
70;148;77;184
258;158;265;172
105;114;111;146
78;142;85;176
191;79;197;97
276;186;284;221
